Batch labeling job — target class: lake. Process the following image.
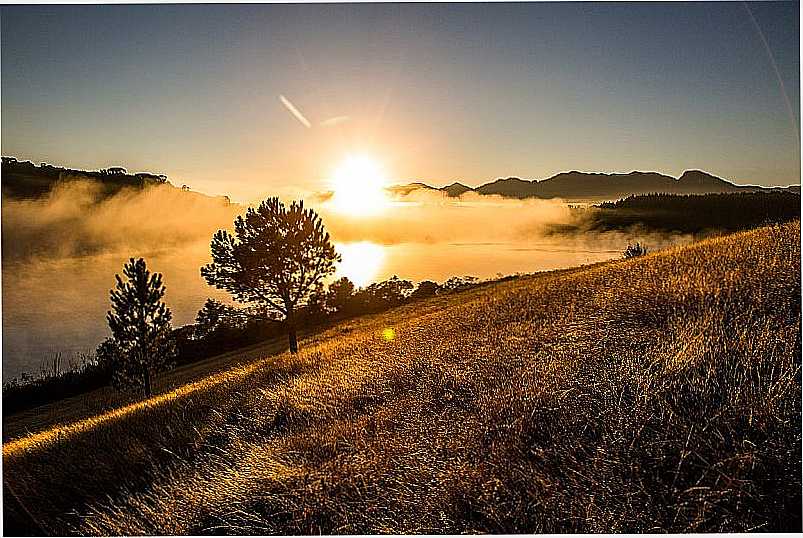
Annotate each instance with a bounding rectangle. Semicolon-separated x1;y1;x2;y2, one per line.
1;233;687;380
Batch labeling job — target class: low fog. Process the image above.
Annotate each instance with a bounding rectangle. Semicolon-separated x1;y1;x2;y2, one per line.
3;179;240;263
2;180;242;378
2;180;691;378
315;189;576;245
310;188;693;249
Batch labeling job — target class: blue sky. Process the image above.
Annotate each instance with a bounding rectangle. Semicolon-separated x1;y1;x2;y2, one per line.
2;2;799;200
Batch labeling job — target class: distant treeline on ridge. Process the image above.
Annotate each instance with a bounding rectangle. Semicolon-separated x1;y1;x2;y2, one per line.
586;192;801;235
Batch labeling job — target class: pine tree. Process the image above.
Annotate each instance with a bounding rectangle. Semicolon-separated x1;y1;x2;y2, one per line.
304;281;329;321
201;198;340;353
193;298;245;339
326;277;356;314
106;258;175;396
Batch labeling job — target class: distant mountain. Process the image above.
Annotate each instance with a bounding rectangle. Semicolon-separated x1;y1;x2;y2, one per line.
391;181;477;197
399;170;797;201
673;170;745;193
476;170;747;200
441;182;474;197
386;182;439;197
6;157;796;205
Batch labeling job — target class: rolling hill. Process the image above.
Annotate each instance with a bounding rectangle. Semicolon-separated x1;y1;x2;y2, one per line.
403;170;797;201
0;158;231;206
4;221;800;534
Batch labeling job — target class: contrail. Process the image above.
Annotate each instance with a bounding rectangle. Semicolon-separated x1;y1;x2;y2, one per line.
742;2;799;140
279;94;311;129
320;115;350;127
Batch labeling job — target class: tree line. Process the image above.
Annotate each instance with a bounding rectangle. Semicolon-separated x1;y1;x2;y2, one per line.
1;157;169;200
592;191;800;234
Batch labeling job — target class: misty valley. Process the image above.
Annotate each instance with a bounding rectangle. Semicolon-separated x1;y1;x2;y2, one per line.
2;160;798;384
3;161;738;381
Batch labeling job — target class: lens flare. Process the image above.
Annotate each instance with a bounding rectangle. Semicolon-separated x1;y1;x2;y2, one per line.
381;327;396;341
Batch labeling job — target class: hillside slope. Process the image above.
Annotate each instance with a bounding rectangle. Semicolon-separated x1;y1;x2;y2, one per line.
4;222;801;534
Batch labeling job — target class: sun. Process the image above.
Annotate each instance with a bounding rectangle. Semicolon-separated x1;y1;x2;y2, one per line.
328;155;390;216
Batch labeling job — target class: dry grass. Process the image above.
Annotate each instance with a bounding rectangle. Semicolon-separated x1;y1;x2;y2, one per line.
4;222;801;534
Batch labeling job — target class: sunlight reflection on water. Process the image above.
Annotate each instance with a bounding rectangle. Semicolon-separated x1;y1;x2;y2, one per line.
335;240;623;288
335;242;386;287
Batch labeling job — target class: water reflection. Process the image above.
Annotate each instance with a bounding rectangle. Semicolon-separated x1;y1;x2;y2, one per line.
335;242;386;287
334;238;630;291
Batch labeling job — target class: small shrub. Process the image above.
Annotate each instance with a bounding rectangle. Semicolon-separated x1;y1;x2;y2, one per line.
623;242;648;258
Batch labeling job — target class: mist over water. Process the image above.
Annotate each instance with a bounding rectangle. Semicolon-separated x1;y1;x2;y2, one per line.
2;182;692;379
2;181;240;379
2;245;232;380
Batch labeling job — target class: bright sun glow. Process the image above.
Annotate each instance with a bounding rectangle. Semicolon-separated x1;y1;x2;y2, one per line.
336;241;385;287
329;155;390;216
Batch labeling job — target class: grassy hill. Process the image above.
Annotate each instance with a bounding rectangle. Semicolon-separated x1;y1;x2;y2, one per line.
3;222;801;534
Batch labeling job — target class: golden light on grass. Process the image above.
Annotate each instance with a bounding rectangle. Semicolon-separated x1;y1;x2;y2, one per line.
328;155;390;216
336;241;385;287
2;357;269;459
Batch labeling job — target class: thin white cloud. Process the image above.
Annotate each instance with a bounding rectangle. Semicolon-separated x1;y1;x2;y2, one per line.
279;94;311;129
320;115;350;127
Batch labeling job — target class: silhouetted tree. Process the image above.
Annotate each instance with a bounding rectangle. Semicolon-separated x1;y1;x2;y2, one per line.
195;298;226;338
410;280;441;300
194;298;245;339
380;276;415;304
106;258;175;397
355;276;414;311
443;275;479;292
623;242;648;259
327;277;356;314
201;198;339;353
303;282;329;322
95;337;121;382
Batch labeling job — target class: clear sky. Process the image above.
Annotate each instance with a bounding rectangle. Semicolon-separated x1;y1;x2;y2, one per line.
2;2;799;201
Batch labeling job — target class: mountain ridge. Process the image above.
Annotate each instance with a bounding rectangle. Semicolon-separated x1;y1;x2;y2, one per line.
402;169;797;201
3;157;797;203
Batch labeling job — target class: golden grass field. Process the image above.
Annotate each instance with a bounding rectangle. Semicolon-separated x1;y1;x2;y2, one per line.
3;221;801;534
